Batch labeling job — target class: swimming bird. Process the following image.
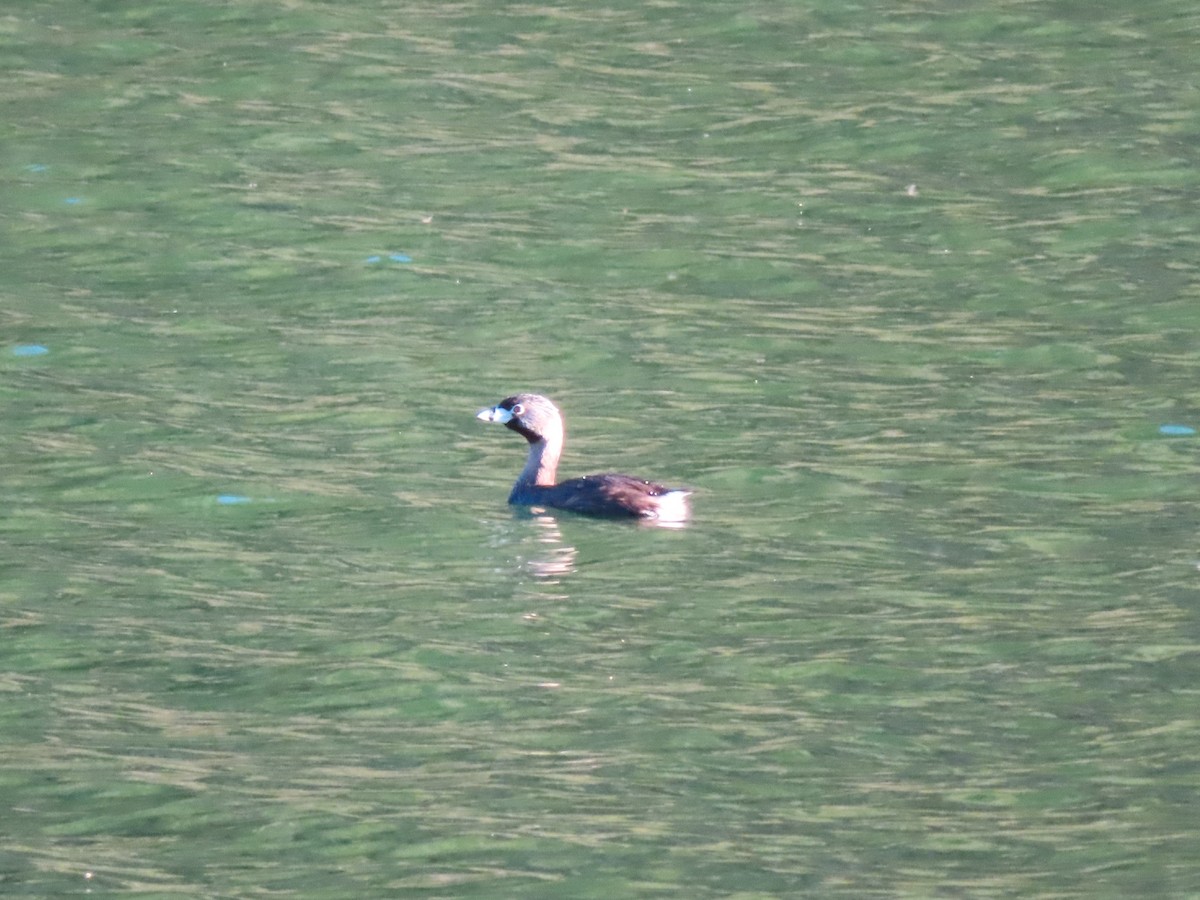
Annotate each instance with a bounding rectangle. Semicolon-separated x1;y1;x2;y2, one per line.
477;393;691;523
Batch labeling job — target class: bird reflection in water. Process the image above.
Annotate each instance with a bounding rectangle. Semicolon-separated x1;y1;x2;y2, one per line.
521;509;578;578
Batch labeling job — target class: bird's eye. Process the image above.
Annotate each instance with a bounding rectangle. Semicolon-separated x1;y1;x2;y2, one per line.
511;403;524;416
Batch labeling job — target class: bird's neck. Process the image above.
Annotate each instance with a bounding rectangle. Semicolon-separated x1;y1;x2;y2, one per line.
516;422;563;489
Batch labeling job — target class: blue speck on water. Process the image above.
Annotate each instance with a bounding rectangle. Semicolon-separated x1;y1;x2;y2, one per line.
64;197;83;205
1159;424;1196;436
26;164;49;172
217;494;252;505
365;255;382;264
389;253;412;263
13;344;49;357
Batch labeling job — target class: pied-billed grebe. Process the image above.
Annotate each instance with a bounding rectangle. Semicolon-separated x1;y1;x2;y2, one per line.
476;393;691;523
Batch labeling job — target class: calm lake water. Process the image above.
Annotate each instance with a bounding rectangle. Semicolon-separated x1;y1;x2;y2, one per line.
3;0;1200;896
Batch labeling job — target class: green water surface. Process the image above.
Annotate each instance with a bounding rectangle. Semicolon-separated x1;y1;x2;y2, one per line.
3;0;1199;896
